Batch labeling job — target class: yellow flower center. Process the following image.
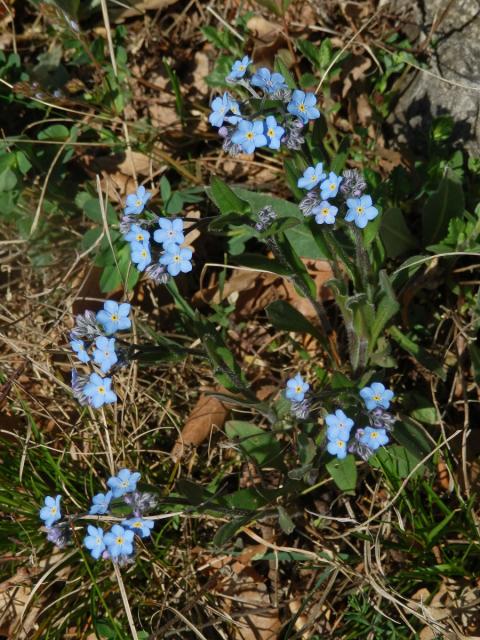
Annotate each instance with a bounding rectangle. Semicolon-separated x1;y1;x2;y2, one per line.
50;506;57;514
310;174;317;181
136;233;143;241
336;440;345;448
373;394;381;401
133;522;143;528
141;250;147;258
239;65;245;71
268;128;275;137
135;199;142;207
356;206;364;214
322;208;329;216
299;103;305;112
97;386;105;395
111;314;118;321
116;536;124;545
295;385;303;394
173;255;180;262
121;480;129;488
330;183;336;190
370;431;379;439
246;131;254;140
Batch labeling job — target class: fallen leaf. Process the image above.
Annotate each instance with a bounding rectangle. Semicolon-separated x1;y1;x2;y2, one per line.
112;0;177;20
171;394;228;462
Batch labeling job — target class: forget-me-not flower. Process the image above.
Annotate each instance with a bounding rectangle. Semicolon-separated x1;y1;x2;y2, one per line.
89;491;112;516
124;224;150;246
285;373;309;402
122;517;154;538
96;301;131;335
130;241;152;272
251;67;287;94
227;56;251;80
287;90;320;123
345;195;379;229
319;172;342;200
93;336;118;374
231;119;267;154
313;201;338;225
107;469;141;498
39;495;61;528
360;382;394;410
83;372;117;409
160;243;193;277
70;339;90;363
325;409;354;442
297;163;326;190
153;218;185;247
103;524;134;560
327;438;348;459
359;427;389;451
209;93;235;128
84;525;106;560
124;186;151;215
264;115;285;150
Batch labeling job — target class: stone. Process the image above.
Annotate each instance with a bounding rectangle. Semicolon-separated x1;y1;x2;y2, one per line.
387;0;480;155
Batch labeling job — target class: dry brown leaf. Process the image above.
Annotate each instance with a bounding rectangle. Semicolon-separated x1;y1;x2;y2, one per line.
170;394;228;462
112;0;177;20
246;16;282;41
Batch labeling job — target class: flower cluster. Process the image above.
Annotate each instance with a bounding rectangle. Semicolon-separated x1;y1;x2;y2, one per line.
120;186;193;283
285;373;312;420
209;56;320;155
69;301;132;408
298;165;378;229
39;469;156;564
327;382;395;461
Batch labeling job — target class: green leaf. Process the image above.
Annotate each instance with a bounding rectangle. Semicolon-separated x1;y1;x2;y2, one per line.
370;445;424;480
225;420;284;468
369;271;400;351
326;455;357;492
213;514;253;547
208;177;251;215
380;207;418;258
422;170;465;245
0;168;17;191
277;506;295;534
266;300;324;340
232;187;325;259
159;175;171;203
274;56;296;89
83;197;117;225
388;326;446;381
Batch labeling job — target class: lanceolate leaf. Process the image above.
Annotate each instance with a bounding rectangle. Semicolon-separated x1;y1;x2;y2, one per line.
422;170;465;245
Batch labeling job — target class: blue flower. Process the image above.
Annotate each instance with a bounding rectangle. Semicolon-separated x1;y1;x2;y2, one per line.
297;163;326;190
287;90;320;123
103;524;134;560
231;119;267;154
327;438;348;459
130;240;152;272
153;218;185;247
122;517;154;538
70;339;90;363
359;382;394;411
107;469;141;498
209;93;236;128
89;491;112;516
345;195;379;229
92;336;118;374
96;301;131;335
251;67;287;94
359;426;389;450
225;100;242;125
227;56;251;80
83;373;117;409
124;224;150;246
83;525;106;560
124;186;151;215
285;373;309;402
313;201;338;225
39;495;61;528
159;243;193;277
264;115;285;150
325;410;354;441
319;172;342;200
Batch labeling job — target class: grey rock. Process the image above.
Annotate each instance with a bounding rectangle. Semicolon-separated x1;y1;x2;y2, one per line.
387;0;480;154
